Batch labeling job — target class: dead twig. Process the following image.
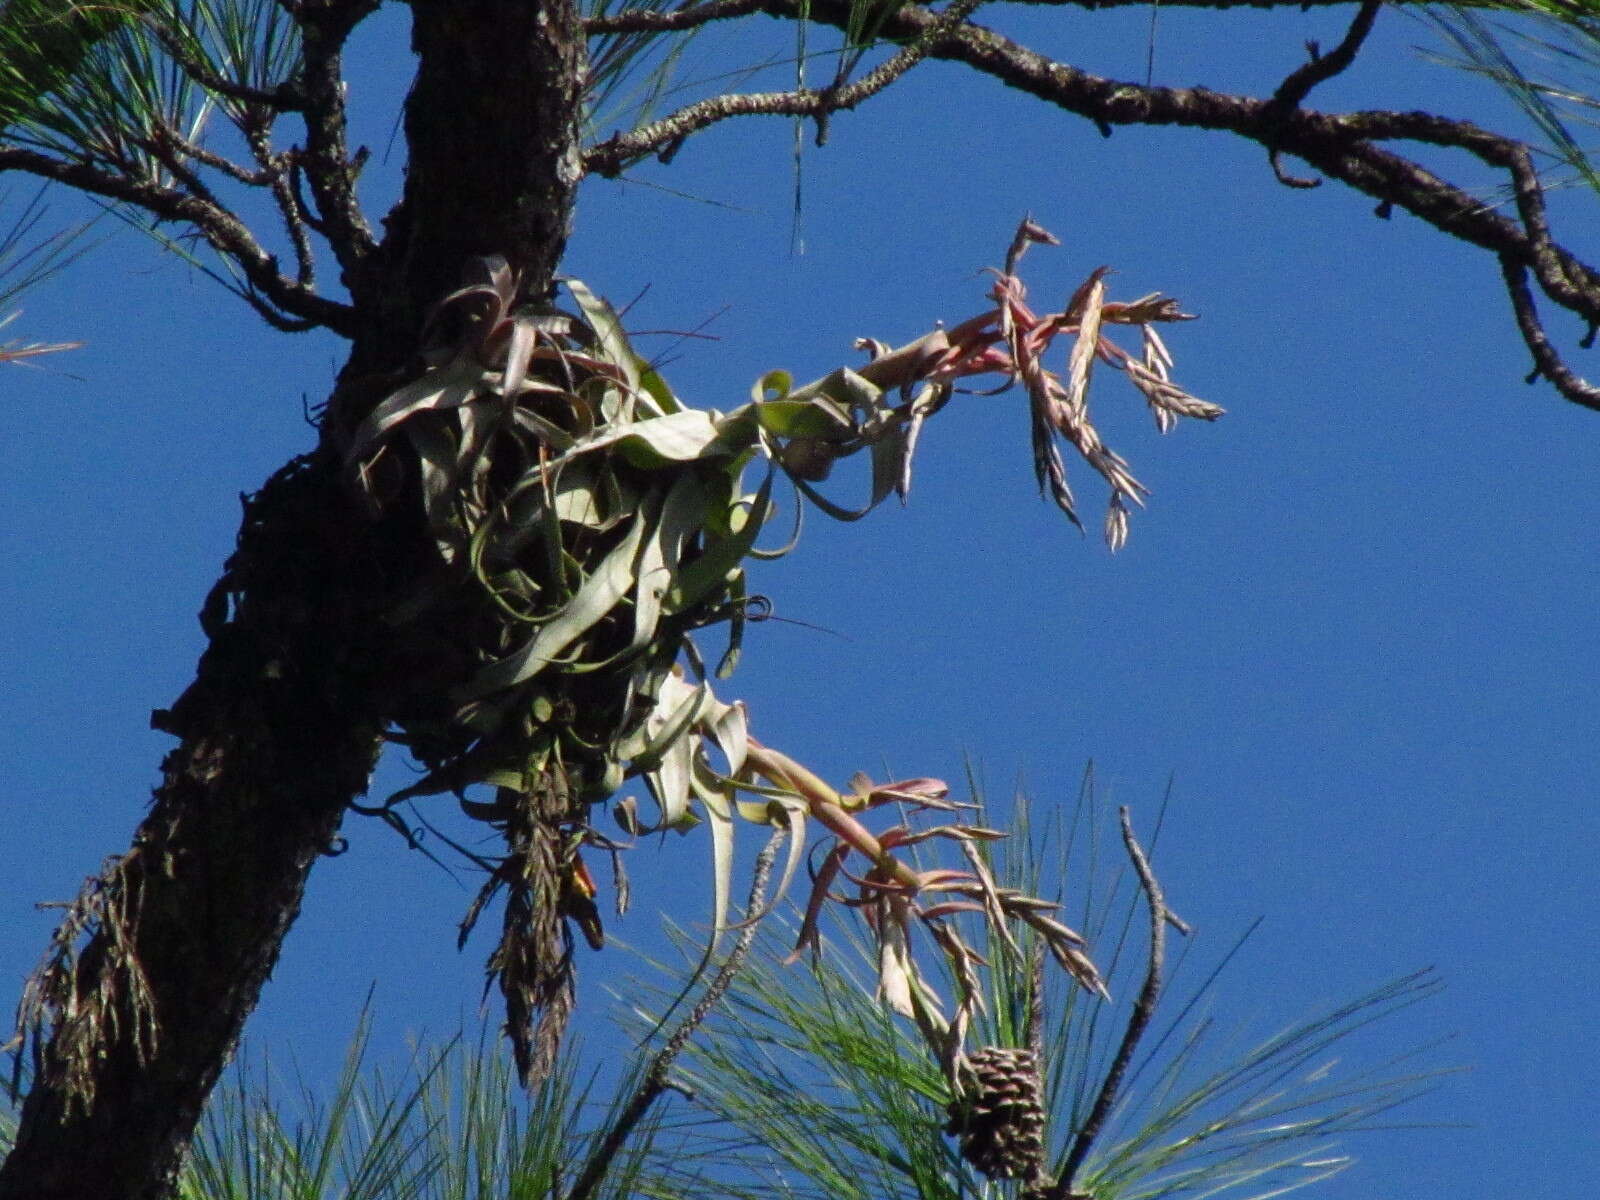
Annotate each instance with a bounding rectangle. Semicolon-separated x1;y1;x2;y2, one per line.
585;0;765;34
766;0;1600;411
585;0;985;176
1271;0;1383;113
1050;807;1190;1199
563;826;786;1200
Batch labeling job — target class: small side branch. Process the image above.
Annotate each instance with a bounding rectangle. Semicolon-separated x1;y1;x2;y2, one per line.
563;827;786;1200
1050;808;1190;1199
0;147;356;335
287;0;380;289
1501;255;1600;411
585;0;764;34
1271;0;1382;113
1264;0;1381;188
585;0;984;176
765;0;1600;414
149;24;306;112
245;126;318;290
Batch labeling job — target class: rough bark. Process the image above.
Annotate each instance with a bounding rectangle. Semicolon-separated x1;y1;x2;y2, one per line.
345;0;585;375
0;5;584;1198
2;454;391;1200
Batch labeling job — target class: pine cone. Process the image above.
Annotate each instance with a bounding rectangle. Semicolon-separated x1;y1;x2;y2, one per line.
945;1046;1047;1181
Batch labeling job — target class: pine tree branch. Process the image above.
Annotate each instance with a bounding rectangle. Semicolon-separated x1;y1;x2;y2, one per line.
757;0;1600;410
584;0;765;35
1501;253;1600;407
1050;808;1190;1200
584;0;984;176
1271;0;1383;111
286;0;380;294
147;24;307;113
0;146;355;334
588;0;1511;23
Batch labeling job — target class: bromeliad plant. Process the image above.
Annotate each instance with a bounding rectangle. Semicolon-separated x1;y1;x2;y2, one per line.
341;219;1220;1083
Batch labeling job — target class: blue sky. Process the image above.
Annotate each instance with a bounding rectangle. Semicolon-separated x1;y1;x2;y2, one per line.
3;5;1598;1197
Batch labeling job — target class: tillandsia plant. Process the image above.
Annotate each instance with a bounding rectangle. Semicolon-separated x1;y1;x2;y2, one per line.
340;219;1219;1083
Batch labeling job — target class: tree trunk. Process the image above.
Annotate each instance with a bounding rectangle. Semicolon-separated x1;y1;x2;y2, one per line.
0;5;583;1198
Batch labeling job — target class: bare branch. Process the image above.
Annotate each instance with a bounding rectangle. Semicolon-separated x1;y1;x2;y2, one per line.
759;0;1600;412
286;0;380;289
245;127;317;290
148;24;307;113
1270;0;1383;113
1262;0;1382;188
563;827;786;1200
1501;255;1600;411
1050;807;1189;1199
146;119;276;189
133;114;317;297
1267;146;1320;189
585;0;765;35
585;0;985;177
0;147;355;335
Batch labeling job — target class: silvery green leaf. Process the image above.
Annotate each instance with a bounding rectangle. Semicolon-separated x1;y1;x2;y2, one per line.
666;468;774;613
632;473;705;654
536;409;723;474
786;366;883;415
869;419;908;508
750;368;792;403
547;468;606;528
644;729;695;830
701;693;748;777
459;508;649;698
564;276;674;417
346;350;487;466
511;403;576;452
630;671;709;768
407;420;466;563
746;396;854;438
615;666;697;763
691;756;737;934
614;409;725;465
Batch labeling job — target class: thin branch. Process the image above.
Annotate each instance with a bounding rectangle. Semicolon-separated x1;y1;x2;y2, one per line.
244;126;317;290
149;24;306;113
287;155;331;237
0;146;355;334
584;0;985;176
1051;807;1189;1199
133;117;317;305
1267;147;1320;189
287;0;379;289
1270;0;1383;113
563;826;786;1200
1263;0;1382;188
1500;254;1600;411
146;118;275;188
591;0;1510;18
585;0;765;34
758;0;1600;412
